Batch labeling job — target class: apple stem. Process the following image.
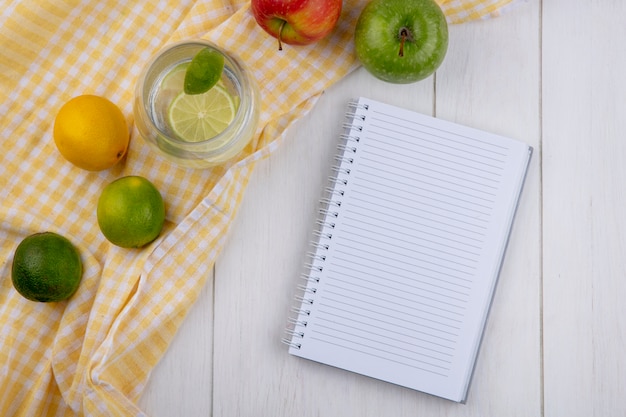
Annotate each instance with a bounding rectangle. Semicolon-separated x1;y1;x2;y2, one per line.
278;20;285;51
399;28;409;57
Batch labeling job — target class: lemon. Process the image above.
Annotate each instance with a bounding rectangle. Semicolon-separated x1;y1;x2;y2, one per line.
168;84;236;142
97;176;166;248
53;95;129;171
11;232;83;302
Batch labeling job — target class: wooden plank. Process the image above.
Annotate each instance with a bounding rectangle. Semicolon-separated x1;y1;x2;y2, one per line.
138;272;214;416
210;2;542;415
211;69;436;417
542;1;626;415
434;1;542;414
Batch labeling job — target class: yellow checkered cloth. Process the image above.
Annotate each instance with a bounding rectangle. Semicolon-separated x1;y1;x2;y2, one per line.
0;0;521;415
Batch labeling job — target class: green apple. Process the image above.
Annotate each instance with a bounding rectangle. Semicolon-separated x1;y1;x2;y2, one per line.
354;0;449;84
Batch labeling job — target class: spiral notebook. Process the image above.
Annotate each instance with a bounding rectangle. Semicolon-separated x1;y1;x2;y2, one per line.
283;97;532;403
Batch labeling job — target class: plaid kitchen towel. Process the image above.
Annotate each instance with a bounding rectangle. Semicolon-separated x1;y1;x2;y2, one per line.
0;0;522;415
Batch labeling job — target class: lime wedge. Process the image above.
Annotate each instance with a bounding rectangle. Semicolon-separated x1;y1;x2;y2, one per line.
168;84;236;142
184;48;225;95
163;62;228;92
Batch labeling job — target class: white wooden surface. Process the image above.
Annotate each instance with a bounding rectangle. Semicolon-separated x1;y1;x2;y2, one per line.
139;1;626;416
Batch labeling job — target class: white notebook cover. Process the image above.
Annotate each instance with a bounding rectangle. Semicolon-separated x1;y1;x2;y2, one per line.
284;97;532;403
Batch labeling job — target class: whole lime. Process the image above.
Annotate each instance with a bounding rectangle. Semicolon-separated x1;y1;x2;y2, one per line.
11;232;83;302
97;176;166;248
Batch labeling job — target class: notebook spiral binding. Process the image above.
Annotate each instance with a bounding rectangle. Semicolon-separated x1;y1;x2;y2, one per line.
282;99;369;350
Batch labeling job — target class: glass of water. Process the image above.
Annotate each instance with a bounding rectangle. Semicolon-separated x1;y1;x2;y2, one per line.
134;40;259;169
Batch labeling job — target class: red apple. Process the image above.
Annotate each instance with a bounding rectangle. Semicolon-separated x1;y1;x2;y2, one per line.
251;0;342;50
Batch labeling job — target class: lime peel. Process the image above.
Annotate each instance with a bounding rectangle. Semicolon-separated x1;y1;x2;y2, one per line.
184;48;225;95
11;232;83;302
97;176;165;249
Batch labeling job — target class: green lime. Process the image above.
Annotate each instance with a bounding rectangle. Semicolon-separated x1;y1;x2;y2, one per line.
97;176;166;248
168;84;237;142
184;47;225;95
11;232;83;302
163;62;228;92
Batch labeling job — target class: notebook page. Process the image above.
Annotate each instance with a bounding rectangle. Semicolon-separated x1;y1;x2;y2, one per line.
288;97;531;402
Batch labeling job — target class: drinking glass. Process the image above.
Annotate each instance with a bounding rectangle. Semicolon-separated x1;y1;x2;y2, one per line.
134;40;259;168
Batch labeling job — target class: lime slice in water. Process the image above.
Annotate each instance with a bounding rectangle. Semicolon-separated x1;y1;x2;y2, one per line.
161;62;189;91
184;48;225;95
168;84;236;142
